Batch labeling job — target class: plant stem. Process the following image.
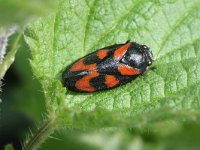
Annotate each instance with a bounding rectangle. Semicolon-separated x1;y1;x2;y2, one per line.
24;118;57;150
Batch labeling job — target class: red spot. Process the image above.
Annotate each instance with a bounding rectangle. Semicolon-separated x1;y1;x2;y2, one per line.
113;42;132;60
96;49;108;59
105;75;119;88
118;64;140;75
70;58;96;71
75;71;99;92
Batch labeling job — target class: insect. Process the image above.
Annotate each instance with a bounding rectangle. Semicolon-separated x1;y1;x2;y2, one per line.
62;41;153;92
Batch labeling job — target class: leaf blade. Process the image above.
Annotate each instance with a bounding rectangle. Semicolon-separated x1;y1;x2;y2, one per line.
24;0;200;128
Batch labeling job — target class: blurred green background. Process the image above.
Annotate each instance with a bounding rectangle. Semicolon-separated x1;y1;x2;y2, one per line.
0;0;55;149
1;0;200;150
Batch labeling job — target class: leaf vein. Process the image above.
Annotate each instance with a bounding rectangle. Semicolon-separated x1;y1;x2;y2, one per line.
83;0;96;52
156;2;200;59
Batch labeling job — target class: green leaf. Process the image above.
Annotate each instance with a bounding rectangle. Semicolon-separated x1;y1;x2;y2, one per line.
40;123;200;150
24;0;200;129
4;144;14;150
0;27;20;79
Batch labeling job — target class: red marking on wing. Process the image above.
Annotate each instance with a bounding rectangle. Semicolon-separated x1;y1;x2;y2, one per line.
75;70;99;92
96;49;108;59
113;42;132;60
70;58;96;71
118;64;141;76
105;75;119;88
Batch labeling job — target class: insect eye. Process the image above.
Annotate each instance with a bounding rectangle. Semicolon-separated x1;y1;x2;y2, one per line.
147;61;152;65
141;45;148;49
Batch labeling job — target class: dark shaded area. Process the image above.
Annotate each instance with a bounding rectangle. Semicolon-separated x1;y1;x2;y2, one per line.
1;65;21;101
0;36;46;149
0;105;33;150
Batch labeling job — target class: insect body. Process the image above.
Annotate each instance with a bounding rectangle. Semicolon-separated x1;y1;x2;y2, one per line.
62;41;153;92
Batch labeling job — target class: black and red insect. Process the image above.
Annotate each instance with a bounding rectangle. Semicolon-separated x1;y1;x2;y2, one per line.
62;41;153;92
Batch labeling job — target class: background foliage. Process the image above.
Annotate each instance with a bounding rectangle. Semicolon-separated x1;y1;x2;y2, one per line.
1;0;200;150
